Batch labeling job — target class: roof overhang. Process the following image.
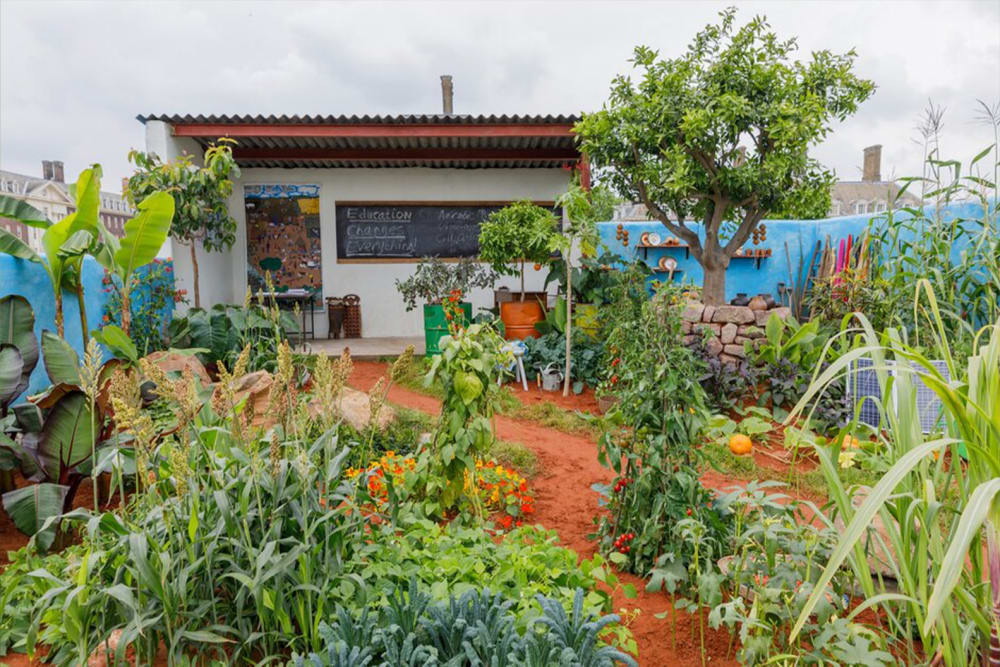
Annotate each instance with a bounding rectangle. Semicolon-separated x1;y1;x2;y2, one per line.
138;114;582;169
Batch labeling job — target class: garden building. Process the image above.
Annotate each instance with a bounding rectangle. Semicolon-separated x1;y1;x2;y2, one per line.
138;91;580;341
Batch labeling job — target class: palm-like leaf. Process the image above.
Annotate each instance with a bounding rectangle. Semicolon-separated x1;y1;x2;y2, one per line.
114;191;174;279
0;195;49;228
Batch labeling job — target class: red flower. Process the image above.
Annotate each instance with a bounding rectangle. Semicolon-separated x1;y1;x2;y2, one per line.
686;508;692;516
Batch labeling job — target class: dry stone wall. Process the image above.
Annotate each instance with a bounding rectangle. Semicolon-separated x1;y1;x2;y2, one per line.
680;298;790;367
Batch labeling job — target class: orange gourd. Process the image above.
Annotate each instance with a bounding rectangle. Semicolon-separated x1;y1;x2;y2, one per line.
729;434;753;456
844;436;862;449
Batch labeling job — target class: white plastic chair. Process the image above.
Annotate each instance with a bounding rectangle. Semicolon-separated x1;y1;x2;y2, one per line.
498;340;529;392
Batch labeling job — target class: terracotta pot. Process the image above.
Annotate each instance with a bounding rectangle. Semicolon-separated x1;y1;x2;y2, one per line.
500;300;545;340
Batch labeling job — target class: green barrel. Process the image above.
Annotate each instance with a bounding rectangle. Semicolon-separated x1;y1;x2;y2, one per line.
423;302;473;356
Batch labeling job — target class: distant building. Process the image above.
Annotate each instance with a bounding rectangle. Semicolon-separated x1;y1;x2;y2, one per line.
0;160;132;253
828;145;921;217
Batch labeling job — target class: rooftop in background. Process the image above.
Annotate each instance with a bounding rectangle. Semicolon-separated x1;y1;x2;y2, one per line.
136;113;582;170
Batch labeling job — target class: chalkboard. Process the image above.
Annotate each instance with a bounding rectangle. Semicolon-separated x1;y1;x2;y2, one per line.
335;202;558;261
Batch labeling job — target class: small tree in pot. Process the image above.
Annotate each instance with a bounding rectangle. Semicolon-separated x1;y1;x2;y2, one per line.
395;257;497;354
478;201;558;339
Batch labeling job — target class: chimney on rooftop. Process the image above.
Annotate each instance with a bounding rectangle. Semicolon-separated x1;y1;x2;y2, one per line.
42;160;53;180
862;145;882;182
440;75;454;115
52;161;64;183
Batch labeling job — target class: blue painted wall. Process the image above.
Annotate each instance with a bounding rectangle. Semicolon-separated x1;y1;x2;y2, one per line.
596;200;994;303
0;255;175;396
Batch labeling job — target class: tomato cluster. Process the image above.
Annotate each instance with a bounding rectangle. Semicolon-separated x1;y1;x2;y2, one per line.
613;532;636;554
612;476;632;494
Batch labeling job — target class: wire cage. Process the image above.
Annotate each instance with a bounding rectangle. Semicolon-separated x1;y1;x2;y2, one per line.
846;358;950;433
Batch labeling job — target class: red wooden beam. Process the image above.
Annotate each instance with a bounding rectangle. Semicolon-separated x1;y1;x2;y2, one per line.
232;147;580;161
173;123;575;138
579;154;591;191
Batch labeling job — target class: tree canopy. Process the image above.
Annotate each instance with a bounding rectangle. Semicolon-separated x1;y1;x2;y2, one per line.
576;8;874;303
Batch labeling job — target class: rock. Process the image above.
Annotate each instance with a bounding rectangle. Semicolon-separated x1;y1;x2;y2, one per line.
718;353;740;368
682;334;699;346
88;629;124;666
738;325;764;339
706;337;724;357
143;350;212;386
720;323;738;344
734;335;750;345
712;305;755;324
681;302;705;322
723;344;747;358
754;306;790;327
748;296;768;311
212;370;274;425
681;321;692;334
702;305;717;322
336;386;395;432
693;323;713;336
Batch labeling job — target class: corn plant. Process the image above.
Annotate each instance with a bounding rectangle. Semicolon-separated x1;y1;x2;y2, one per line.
785;281;1000;664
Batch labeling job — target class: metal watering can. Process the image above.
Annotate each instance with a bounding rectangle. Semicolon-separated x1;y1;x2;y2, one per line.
539;363;564;392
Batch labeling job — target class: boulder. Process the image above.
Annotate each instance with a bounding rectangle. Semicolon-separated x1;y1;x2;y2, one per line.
143;350;212;386
702;305;717;323
681;321;692;334
335;386;395;432
723;344;747;358
737;325;764;339
682;334;699;346
681;302;705;322
720;323;738;345
712;305;755;325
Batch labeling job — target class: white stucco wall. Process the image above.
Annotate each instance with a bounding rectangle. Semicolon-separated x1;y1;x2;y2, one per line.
145;118;573;338
225;167;570;338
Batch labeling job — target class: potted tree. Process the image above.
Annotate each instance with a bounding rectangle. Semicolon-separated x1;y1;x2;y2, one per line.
478;201;557;340
395;257;497;355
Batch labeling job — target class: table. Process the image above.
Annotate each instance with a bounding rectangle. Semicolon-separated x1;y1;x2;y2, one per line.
256;290;319;344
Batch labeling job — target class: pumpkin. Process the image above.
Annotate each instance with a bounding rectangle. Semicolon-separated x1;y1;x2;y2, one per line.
729;434;753;456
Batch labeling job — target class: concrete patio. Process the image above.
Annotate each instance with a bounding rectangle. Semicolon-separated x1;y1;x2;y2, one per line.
300;336;425;359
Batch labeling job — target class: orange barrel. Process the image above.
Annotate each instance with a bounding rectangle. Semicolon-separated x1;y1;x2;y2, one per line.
500;300;545;340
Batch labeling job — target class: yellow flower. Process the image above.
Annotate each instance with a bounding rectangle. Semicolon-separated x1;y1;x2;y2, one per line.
838;449;857;469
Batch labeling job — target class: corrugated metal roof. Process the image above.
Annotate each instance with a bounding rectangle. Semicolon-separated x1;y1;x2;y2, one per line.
136;113;579;125
136;113;581;169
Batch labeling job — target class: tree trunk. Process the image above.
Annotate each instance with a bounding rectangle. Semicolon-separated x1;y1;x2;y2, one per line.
519;259;525;302
701;251;729;306
54;289;64;338
76;278;88;344
190;241;201;309
563;256;572;397
121;286;131;336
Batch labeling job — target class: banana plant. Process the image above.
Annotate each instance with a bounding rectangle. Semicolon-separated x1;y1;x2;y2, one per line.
0;167;102;340
93;190;174;336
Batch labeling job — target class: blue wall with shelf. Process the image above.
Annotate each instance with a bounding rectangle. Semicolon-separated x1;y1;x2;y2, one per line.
596;200;992;304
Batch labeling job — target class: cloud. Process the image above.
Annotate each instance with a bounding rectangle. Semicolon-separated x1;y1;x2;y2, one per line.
1;0;997;190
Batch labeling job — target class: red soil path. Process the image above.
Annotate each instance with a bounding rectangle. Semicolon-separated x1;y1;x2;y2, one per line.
351;361;741;666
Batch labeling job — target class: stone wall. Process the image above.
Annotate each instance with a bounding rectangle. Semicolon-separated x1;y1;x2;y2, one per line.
680;298;790;367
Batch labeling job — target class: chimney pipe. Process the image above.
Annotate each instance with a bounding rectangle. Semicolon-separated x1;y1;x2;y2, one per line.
52;161;64;183
440;75;454;115
862;145;882;182
42;160;53;180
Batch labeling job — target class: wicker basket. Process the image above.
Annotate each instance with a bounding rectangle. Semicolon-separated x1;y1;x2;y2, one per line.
343;294;362;338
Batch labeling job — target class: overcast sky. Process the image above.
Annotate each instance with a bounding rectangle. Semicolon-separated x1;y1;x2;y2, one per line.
2;0;998;191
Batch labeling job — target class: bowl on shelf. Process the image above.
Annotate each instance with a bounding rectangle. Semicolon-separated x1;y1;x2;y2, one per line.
646;232;661;246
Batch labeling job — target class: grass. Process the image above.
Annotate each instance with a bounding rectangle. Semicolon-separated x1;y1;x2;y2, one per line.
385;404;539;478
700;439;882;501
386;355;600;439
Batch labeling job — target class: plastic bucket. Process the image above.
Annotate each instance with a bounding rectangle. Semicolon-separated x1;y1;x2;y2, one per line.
574;303;600;338
424;302;472;355
500;300;545;340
